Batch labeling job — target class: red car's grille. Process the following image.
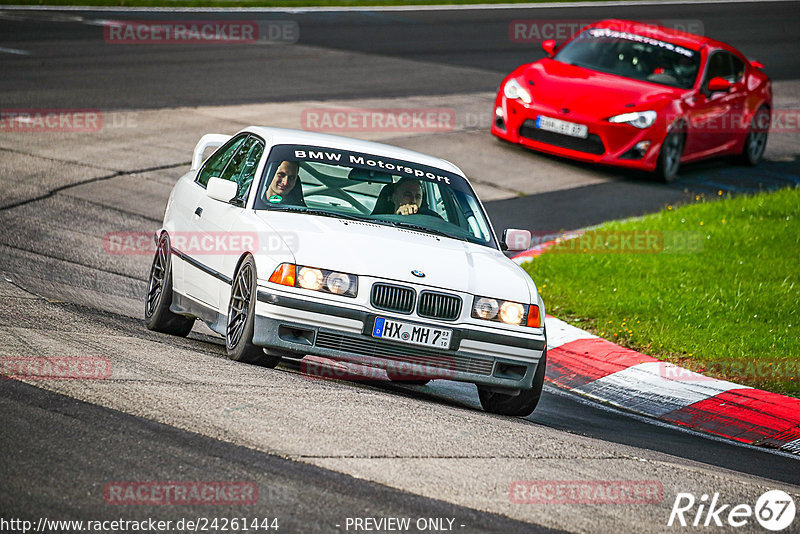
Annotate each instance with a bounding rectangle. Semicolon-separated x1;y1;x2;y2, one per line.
519;120;605;155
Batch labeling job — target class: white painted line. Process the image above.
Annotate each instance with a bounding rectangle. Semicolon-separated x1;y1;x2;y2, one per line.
0;46;30;55
574;361;747;417
544;315;597;349
0;0;794;13
781;438;800;454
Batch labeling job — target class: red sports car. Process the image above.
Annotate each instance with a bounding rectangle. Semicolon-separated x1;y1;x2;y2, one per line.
491;19;772;181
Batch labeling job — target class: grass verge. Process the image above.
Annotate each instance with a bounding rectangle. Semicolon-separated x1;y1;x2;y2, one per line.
524;187;800;397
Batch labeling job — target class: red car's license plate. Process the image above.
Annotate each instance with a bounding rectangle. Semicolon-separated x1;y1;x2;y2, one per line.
536;115;589;139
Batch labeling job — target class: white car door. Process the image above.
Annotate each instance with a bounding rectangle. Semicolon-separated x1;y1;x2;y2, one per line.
179;134;249;309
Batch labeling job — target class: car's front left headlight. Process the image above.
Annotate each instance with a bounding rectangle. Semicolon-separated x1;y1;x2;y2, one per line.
268;263;358;297
472;296;541;328
609;110;658;129
503;78;532;105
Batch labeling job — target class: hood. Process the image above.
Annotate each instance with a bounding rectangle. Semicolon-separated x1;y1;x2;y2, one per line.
254;211;533;303
523;59;682;117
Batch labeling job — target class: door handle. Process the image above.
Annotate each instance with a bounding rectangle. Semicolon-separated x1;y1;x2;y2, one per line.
194;207;203;217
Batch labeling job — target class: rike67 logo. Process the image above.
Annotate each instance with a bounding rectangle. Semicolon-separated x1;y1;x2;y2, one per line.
668;490;796;531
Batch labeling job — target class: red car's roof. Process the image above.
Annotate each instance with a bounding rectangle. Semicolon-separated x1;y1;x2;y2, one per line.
587;19;712;51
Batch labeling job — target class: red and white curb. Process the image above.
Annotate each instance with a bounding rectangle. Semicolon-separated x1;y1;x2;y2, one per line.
542;314;800;454
511;240;800;455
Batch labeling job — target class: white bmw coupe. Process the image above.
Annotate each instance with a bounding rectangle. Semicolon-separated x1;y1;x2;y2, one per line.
145;127;547;416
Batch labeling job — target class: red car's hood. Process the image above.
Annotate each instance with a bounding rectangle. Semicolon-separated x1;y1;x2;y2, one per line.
523;59;683;117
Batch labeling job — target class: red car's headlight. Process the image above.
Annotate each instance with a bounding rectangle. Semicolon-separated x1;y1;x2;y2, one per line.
503;78;532;104
609;110;658;128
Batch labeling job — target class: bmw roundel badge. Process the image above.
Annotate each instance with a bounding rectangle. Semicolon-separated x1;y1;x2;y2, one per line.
411;270;425;278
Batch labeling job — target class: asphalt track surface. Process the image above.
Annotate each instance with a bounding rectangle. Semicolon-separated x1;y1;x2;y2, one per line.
1;2;800;533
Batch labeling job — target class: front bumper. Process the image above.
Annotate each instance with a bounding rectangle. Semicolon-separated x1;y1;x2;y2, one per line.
254;288;546;390
491;94;663;171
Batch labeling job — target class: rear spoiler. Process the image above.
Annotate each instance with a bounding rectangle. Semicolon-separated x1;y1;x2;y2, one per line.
191;133;232;170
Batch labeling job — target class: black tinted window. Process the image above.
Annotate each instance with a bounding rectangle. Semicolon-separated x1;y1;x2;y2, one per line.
196;135;247;187
731;54;745;82
554;29;700;89
705;52;734;83
219;136;264;203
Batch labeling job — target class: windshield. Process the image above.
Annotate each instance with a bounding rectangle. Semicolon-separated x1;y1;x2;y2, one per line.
555;28;701;89
253;144;497;248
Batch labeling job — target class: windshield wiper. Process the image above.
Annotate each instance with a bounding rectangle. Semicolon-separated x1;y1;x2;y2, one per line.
387;220;468;242
267;205;309;213
270;206;391;225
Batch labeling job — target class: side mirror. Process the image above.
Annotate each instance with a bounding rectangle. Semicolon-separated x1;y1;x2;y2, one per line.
707;76;732;92
502;229;532;251
542;39;557;57
206;177;238;203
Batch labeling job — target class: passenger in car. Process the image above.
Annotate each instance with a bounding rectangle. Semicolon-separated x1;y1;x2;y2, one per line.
390;178;440;217
372;177;440;217
265;160;305;206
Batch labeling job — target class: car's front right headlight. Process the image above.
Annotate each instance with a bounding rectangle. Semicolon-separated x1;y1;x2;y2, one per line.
608;110;658;129
472;296;541;327
503;78;532;105
268;263;358;297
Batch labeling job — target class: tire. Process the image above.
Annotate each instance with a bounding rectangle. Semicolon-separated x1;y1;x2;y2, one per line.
478;352;546;417
739;106;769;165
656;125;685;183
144;234;194;337
226;256;280;367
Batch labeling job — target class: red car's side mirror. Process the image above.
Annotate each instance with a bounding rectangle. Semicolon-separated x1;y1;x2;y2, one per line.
708;77;732;92
542;39;557;57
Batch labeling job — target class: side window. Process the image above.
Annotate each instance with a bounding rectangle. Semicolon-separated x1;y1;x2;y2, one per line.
195;135;247;187
219;136;265;203
730;54;745;82
705;52;734;86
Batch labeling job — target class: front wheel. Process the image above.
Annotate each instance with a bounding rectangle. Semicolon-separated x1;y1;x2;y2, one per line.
144;234;194;336
478;352;546;417
655;126;685;183
226;256;280;367
739;106;769;165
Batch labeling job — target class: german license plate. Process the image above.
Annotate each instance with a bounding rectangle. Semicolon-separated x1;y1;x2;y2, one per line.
372;317;452;349
536;115;589;138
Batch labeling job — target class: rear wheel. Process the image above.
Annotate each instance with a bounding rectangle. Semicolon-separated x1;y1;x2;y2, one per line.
226;256;280;367
144;234;194;336
478;352;546;417
656;125;685;182
739;106;769;165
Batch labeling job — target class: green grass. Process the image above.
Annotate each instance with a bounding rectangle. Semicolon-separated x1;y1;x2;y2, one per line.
525;187;800;397
0;0;615;6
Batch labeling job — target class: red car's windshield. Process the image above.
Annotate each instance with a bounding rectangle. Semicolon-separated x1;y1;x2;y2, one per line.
554;28;701;89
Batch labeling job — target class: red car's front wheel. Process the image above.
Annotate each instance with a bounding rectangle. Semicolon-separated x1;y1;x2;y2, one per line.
740;106;770;166
656;125;685;183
